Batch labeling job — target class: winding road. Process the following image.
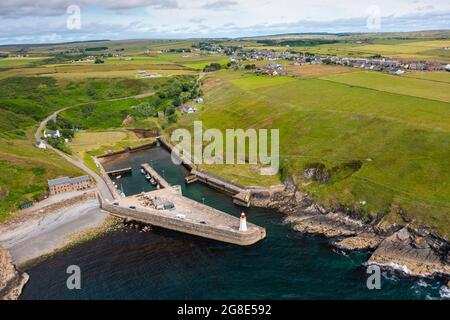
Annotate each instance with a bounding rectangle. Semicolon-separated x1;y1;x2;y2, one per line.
35;91;158;202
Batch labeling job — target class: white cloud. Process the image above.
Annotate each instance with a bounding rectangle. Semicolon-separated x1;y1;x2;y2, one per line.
1;0;449;44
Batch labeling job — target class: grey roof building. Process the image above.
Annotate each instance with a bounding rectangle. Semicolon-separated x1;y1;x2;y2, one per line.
47;175;92;195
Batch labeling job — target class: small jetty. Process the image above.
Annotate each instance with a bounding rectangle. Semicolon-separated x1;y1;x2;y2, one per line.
141;163;170;188
184;174;198;184
106;167;132;177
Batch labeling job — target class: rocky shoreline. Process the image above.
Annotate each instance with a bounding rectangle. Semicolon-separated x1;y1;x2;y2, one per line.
263;182;450;281
0;246;29;300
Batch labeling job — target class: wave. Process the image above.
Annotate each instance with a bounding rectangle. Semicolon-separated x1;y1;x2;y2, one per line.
440;286;450;299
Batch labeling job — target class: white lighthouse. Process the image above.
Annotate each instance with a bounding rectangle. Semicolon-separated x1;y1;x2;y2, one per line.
239;213;248;232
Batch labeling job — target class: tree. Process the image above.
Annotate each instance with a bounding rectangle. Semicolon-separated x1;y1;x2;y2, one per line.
203;63;221;72
47;120;57;131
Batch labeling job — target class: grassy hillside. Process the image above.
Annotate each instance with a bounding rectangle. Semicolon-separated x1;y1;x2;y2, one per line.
176;70;450;237
0;130;84;220
322;71;450;103
0;75;164;218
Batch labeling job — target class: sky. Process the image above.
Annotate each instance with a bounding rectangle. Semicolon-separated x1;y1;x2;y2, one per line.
1;0;450;44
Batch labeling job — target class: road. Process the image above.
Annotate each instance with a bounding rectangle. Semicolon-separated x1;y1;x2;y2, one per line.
35;91;159;201
47;144;114;201
35;91;155;144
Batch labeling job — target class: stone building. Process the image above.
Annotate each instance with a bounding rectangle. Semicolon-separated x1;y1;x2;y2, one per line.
48;176;92;195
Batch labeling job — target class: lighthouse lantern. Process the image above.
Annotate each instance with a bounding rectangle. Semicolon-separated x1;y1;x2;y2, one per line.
239;212;248;231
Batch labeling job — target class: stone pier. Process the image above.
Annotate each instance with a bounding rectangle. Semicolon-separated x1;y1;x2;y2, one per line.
100;186;266;246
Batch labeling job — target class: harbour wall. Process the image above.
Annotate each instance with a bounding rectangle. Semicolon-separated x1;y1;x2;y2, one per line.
98;195;266;246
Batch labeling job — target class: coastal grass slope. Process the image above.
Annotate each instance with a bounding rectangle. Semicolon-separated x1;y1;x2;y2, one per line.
176;70;450;237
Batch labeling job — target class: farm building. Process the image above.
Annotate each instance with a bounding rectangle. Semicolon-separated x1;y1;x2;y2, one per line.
43;130;61;139
36;141;46;149
48;176;93;195
180;105;197;113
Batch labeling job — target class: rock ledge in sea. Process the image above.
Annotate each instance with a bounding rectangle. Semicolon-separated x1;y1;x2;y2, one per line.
368;227;450;278
334;233;384;251
0;245;29;300
284;211;365;238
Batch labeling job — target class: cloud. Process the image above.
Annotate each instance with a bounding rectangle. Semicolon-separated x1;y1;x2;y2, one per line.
0;0;179;17
189;17;207;23
201;1;237;10
1;0;450;44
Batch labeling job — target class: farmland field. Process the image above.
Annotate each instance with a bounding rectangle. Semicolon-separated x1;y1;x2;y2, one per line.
321;71;450;103
404;71;450;83
69;129;154;173
230;75;295;90
1;36;450;237
176;69;450;237
285;64;357;77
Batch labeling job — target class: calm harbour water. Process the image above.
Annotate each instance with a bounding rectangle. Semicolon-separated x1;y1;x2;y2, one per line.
21;146;449;300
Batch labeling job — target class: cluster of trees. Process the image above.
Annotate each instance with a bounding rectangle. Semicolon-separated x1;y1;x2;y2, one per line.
81;103;95;118
45;117;77;154
257;39;339;47
85;47;108;51
168;48;192;53
156;76;201;123
203;63;222;72
135;103;157;117
47;137;72;154
131;76;200;124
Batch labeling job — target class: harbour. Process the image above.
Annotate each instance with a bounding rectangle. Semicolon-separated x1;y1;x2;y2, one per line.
20;146;449;300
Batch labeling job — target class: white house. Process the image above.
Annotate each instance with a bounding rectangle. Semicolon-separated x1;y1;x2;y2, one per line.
193;97;204;103
36;141;46;149
43;130;61;139
445;64;450;72
180;105;197;114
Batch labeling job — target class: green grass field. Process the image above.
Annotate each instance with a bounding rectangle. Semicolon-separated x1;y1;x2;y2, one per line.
1;36;449;237
0;75;167;218
69;129;154;173
321;71;450;103
176;70;450;237
0;130;84;220
404;71;450;83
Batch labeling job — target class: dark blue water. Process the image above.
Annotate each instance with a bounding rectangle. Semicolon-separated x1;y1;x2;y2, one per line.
21;147;449;299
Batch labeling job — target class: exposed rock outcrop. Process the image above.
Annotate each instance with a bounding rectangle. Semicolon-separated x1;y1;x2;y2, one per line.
368;227;450;277
285;212;365;238
270;187;368;238
265;182;450;278
334;233;384;251
0;246;28;300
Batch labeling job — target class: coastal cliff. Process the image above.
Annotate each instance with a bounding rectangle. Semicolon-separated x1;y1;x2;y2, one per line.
261;182;450;280
0;246;28;300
